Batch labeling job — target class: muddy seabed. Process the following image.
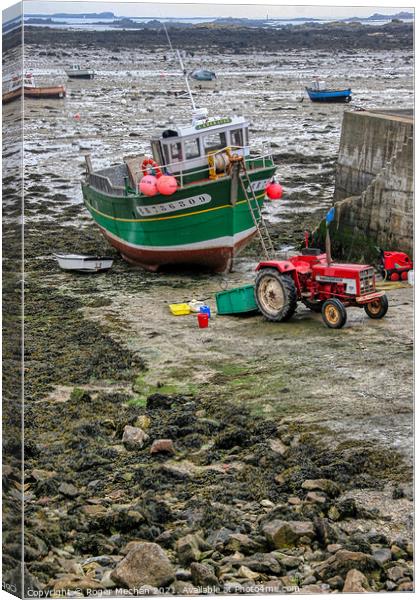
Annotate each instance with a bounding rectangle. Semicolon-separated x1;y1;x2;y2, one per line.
8;42;414;594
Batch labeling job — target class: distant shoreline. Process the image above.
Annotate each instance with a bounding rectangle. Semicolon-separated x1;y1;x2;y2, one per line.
22;21;413;53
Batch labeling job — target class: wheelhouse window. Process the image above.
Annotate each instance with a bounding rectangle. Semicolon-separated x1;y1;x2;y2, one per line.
184;138;201;159
203;131;227;153
163;141;183;164
230;129;244;148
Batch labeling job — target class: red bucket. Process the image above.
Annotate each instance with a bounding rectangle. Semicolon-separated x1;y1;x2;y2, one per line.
197;313;209;328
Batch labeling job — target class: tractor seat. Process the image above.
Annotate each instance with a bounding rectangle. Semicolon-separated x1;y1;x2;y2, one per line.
301;248;322;256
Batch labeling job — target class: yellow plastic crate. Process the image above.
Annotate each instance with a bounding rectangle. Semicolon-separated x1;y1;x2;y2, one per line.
169;303;191;316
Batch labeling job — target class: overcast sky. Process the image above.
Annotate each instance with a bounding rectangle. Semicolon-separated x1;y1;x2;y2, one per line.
21;1;414;19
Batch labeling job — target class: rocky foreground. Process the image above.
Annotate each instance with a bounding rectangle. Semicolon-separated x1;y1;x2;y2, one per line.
13;377;414;594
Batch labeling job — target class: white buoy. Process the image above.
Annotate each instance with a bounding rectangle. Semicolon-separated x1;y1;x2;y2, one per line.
408;270;414;286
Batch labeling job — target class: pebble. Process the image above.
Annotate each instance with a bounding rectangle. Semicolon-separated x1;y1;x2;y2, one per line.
150;439;175;454
58;482;79;498
306;491;327;504
386;565;407;581
372;547;392;565
260;499;274;508
121;425;149;450
134;415;151;429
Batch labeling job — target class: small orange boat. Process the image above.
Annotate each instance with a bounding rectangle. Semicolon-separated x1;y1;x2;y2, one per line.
2;74;22;104
24;73;66;99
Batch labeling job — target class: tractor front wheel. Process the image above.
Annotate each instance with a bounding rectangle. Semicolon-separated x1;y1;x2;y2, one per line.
364;295;388;319
255;269;297;322
322;298;347;329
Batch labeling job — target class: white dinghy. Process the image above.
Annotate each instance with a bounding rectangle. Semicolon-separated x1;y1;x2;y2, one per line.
54;254;114;273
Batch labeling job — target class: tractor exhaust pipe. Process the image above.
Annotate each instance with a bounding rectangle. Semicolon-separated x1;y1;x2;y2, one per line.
325;206;335;266
325;227;332;265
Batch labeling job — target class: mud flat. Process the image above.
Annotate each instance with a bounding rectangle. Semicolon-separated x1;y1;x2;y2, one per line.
2;35;413;594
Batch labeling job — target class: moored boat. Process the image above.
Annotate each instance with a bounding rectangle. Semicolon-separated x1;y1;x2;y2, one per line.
2;74;22;104
81;110;277;272
54;254;114;272
66;64;95;79
23;73;66;99
305;79;351;103
190;69;217;82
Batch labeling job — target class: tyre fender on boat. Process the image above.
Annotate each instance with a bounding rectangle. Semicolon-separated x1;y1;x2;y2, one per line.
141;158;162;178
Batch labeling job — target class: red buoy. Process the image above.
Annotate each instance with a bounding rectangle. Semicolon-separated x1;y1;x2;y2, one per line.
265;182;283;200
73;113;81;120
157;175;178;196
139;175;158;196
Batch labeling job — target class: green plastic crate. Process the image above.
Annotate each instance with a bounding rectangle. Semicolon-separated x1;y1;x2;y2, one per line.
215;284;258;315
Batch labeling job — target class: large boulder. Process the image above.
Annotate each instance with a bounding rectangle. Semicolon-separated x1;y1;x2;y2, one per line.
316;550;377;580
150;439;175;455
110;542;175;588
225;533;261;555
343;569;371;592
301;479;340;497
190;562;219;588
262;520;315;548
175;533;208;566
122;425;149;450
233;553;283;575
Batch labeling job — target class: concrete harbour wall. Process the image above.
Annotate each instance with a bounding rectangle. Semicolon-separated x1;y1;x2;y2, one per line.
331;109;413;259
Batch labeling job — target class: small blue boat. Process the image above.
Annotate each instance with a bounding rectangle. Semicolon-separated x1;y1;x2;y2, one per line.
190;69;217;82
306;85;352;103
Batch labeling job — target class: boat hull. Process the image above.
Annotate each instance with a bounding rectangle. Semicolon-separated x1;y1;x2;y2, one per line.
99;225;256;272
82;165;276;272
24;85;66;99
67;73;94;80
306;87;352;103
2;87;21;104
54;254;113;272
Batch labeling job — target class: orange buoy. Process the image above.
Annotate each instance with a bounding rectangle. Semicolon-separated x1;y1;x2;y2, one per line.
157;175;178;196
265;182;283;200
139;175;158;196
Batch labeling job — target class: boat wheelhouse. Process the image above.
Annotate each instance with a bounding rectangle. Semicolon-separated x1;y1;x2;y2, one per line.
82;110;277;272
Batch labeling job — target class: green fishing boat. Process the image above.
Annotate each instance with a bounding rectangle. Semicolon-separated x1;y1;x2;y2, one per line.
82;109;277;272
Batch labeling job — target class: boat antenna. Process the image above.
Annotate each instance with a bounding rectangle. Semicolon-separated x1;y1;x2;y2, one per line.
161;17;197;112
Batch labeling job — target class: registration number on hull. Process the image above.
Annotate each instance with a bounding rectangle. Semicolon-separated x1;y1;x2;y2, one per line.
246;178;270;193
136;193;212;217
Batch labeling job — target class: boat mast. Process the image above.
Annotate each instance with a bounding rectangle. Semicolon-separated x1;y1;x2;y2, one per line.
161;19;197;112
176;49;196;111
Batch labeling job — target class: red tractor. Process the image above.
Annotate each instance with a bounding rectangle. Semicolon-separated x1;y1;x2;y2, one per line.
378;249;413;281
255;249;388;329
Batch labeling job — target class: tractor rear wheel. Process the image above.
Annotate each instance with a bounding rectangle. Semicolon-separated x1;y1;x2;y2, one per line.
322;298;347;329
255;269;297;322
302;298;323;313
364;295;388;319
